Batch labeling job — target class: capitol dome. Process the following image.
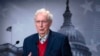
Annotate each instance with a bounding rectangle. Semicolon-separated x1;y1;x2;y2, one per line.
58;0;86;45
58;0;92;56
59;25;86;45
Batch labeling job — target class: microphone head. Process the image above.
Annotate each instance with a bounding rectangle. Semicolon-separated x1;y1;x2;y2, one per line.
16;40;20;44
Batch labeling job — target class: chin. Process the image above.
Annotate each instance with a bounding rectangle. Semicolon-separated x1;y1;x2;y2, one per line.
39;32;45;34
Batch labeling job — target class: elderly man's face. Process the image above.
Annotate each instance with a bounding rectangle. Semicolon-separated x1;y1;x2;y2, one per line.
35;13;52;37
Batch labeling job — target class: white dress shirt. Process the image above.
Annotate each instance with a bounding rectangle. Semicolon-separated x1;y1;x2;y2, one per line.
39;32;49;44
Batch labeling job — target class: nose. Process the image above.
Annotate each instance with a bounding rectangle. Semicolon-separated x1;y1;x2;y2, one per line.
40;21;43;27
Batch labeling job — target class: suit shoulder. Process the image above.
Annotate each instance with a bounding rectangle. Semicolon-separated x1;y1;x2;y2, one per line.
24;33;38;41
52;31;67;39
53;31;66;37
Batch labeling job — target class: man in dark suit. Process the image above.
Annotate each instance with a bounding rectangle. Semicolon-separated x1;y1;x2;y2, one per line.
23;8;72;56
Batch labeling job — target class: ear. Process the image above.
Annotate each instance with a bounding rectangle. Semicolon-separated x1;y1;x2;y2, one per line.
49;20;52;27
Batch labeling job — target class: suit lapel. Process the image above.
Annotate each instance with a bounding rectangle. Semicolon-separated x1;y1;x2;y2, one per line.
31;34;39;56
45;30;55;56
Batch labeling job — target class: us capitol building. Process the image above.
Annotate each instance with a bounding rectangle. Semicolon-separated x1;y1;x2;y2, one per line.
58;0;92;56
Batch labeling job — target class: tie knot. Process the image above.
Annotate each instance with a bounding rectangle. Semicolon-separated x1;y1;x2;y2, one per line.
40;38;46;44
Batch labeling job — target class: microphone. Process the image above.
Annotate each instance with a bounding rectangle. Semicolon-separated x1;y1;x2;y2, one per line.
10;40;20;52
14;40;20;46
16;41;20;44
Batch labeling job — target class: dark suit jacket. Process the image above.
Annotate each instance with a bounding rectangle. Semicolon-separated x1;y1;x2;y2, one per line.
23;30;72;56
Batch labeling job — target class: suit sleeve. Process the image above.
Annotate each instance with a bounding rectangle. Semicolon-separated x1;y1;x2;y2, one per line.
62;36;73;56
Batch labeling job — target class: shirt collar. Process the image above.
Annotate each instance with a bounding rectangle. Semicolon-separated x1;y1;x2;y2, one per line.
39;31;49;43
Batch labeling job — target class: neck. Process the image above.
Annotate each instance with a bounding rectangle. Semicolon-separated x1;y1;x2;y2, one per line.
39;30;49;38
40;34;45;38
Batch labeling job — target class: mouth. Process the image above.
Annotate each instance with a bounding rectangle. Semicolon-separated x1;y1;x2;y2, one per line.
40;29;44;31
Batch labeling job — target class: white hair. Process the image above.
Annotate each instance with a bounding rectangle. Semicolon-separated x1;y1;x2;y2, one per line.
34;8;53;22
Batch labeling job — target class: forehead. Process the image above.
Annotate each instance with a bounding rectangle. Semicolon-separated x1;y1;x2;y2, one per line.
35;13;48;20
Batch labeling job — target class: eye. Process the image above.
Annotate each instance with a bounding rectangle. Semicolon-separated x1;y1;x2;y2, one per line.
42;21;48;23
35;20;49;24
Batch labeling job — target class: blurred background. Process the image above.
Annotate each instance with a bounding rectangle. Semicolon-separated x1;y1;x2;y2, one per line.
0;0;100;56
